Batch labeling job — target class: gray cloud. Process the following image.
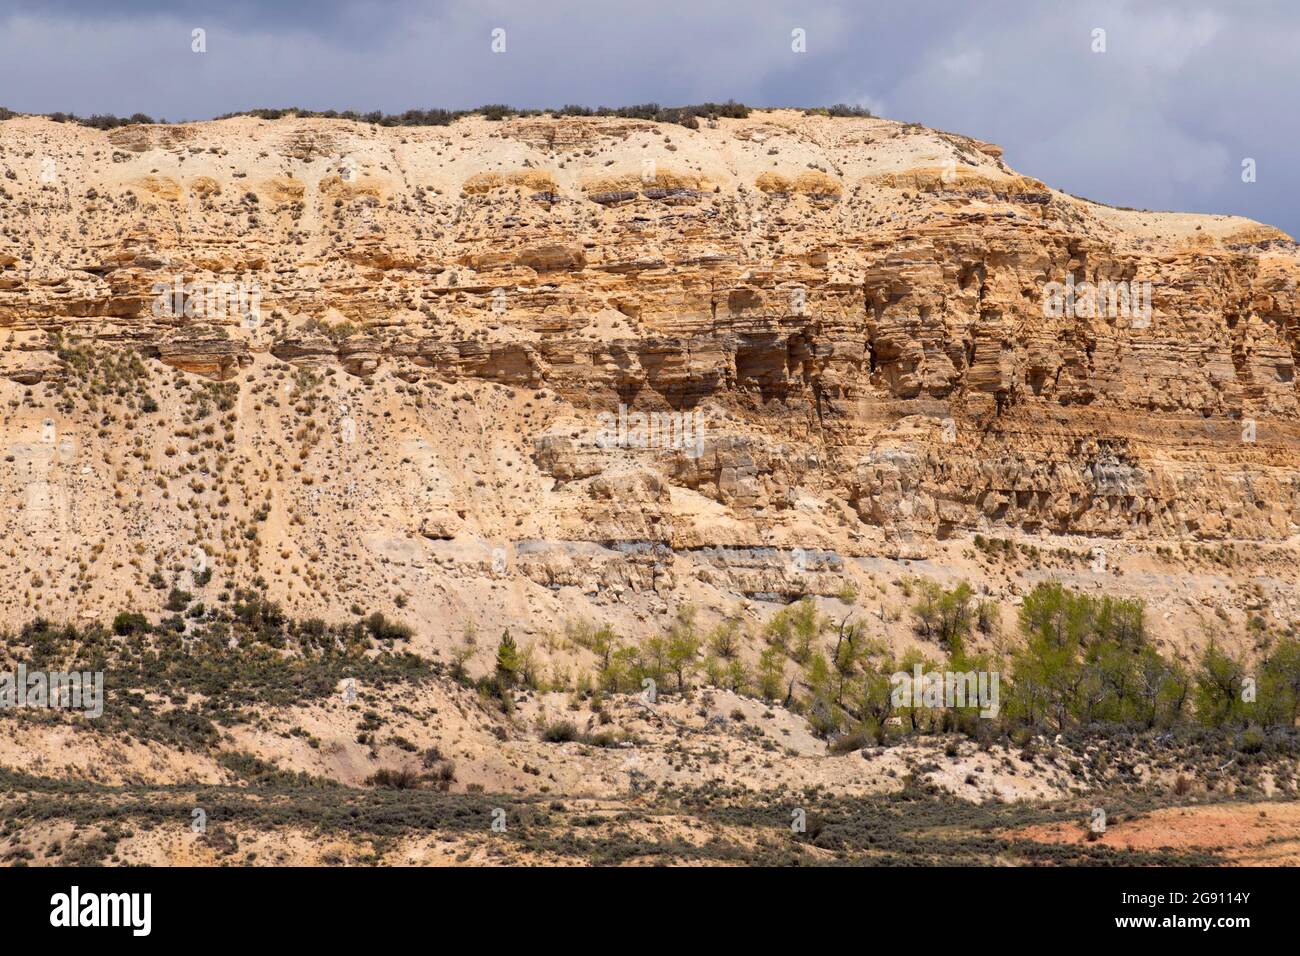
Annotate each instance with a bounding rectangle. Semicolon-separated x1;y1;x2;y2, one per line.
0;0;1294;235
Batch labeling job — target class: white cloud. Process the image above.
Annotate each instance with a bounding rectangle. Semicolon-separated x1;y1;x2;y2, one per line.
938;51;983;78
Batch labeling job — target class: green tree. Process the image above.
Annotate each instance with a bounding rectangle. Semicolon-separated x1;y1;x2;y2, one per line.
803;652;841;736
666;626;701;693
605;644;641;693
758;645;786;701
1259;637;1300;726
913;581;941;640
495;629;521;686
589;624;618;672
1194;639;1247;727
857;659;897;732
723;658;750;694
935;582;974;653
830;616;866;705
893;648;940;732
1133;645;1188;728
708;619;742;660
1094;595;1146;648
636;636;670;691
765;598;822;663
1008;620;1081;730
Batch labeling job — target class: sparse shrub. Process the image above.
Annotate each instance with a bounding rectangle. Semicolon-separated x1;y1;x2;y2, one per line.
542;720;579;743
112;611;148;635
365;768;420;789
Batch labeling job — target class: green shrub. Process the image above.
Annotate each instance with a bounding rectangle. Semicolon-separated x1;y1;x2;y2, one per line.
365;768;420;789
542;720;579;743
112;611;148;635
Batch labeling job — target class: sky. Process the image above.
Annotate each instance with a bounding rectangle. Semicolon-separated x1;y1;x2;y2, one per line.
1;0;1296;236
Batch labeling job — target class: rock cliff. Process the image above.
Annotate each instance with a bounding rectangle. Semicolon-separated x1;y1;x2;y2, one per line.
1;109;1297;660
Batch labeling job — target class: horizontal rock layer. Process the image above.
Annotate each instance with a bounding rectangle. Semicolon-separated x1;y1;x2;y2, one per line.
0;110;1297;644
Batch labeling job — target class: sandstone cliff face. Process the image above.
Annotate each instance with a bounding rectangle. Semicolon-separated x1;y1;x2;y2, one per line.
1;110;1297;656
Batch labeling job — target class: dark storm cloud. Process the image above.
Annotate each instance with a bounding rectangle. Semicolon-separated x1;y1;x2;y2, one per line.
0;0;1295;235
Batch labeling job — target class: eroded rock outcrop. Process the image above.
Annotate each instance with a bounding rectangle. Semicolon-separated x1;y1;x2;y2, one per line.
1;109;1298;647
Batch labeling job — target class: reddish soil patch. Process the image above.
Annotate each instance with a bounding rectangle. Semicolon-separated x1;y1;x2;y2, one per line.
1011;801;1300;866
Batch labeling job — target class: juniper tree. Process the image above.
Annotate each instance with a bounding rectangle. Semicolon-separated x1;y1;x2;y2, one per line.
495;629;521;686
